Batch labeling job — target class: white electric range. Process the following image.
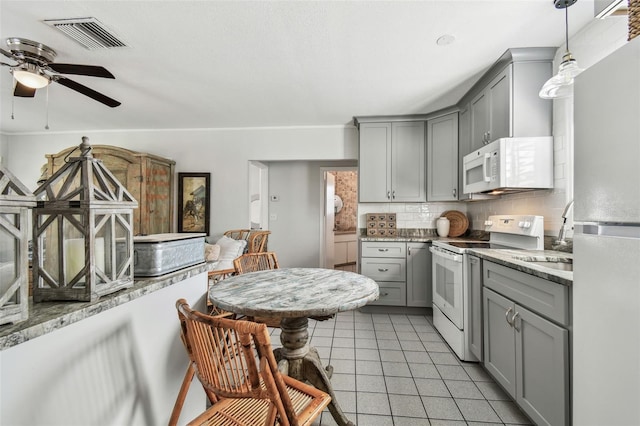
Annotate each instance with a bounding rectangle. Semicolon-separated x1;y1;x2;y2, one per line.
430;215;545;361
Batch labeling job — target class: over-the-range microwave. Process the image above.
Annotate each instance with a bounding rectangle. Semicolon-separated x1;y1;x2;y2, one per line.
462;137;554;195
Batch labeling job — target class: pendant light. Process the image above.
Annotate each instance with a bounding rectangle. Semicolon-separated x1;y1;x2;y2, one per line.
539;0;583;99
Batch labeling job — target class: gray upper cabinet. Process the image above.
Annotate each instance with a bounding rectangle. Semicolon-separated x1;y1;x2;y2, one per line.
461;48;555;155
358;121;426;202
427;112;458;201
358;122;392;202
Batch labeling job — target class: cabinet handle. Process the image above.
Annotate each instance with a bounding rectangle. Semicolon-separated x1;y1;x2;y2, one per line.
378;268;389;272
452;188;457;198
381;292;389;297
487;131;491;142
469;257;478;264
511;311;520;331
408;246;411;256
392;190;396;199
387;191;391;199
505;307;513;326
377;248;389;252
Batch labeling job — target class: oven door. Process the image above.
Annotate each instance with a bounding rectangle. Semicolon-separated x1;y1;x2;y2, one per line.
430;246;464;329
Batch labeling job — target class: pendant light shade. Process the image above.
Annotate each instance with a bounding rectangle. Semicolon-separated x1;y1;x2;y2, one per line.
539;0;582;99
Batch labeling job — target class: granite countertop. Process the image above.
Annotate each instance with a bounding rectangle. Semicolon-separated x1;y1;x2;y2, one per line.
0;262;217;351
469;248;573;286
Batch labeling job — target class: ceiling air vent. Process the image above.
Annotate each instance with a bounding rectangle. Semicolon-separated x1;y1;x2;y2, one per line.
45;17;128;50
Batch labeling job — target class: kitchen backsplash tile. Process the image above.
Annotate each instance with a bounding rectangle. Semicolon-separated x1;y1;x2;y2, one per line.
358;202;466;229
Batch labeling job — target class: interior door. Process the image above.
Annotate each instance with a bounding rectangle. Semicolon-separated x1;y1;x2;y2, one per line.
323;172;335;269
249;161;269;230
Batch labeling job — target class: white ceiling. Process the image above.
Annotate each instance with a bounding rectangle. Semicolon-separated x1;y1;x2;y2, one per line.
0;0;598;134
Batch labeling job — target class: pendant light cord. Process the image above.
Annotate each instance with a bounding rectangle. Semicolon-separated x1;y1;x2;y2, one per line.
565;3;570;54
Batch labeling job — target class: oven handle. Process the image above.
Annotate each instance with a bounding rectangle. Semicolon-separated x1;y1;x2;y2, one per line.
429;246;463;263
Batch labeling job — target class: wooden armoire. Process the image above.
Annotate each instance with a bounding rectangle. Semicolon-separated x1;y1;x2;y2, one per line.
45;145;175;236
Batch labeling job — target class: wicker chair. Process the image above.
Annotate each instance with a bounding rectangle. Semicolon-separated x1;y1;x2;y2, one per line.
233;251;280;274
223;229;252;242
233;252;281;327
169;303;221;426
224;229;271;253
174;299;331;426
247;230;271;253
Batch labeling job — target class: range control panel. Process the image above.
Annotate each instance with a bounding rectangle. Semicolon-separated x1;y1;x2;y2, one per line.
484;215;545;250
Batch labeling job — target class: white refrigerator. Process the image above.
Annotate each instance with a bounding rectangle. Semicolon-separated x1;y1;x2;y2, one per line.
573;37;640;425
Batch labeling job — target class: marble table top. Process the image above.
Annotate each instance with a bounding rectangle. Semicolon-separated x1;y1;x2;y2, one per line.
209;268;379;318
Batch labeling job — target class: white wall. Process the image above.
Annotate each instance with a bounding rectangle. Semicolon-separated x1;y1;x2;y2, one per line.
0;273;208;426
0;133;7;165
3;126;358;266
467;15;629;236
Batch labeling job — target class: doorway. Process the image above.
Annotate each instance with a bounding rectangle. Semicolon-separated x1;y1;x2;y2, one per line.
321;167;358;271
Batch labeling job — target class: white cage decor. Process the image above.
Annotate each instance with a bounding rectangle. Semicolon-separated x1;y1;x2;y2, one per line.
0;164;36;325
32;137;138;302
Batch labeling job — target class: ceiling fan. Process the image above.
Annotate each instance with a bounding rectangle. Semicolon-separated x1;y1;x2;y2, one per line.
0;37;121;107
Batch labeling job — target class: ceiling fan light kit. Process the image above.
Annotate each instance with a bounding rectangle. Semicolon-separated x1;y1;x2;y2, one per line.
12;65;50;89
1;37;121;107
539;0;583;99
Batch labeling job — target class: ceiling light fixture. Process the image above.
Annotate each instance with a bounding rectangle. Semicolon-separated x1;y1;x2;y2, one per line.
436;34;456;46
12;64;50;89
539;0;583;99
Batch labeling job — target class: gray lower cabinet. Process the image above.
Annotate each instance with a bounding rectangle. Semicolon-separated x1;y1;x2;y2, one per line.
483;261;570;426
467;255;483;361
361;241;431;307
406;242;431;307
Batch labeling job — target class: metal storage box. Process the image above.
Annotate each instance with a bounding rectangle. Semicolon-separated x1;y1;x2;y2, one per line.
134;233;205;277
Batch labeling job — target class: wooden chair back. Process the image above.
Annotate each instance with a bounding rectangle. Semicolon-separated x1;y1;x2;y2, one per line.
223;229;251;241
247;230;271;253
233;251;280;274
174;299;330;425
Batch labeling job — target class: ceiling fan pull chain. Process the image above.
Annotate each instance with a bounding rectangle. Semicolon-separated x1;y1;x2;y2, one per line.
11;77;15;120
45;84;50;130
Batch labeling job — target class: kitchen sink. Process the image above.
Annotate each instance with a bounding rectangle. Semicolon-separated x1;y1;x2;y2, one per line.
525;260;573;271
511;256;573;272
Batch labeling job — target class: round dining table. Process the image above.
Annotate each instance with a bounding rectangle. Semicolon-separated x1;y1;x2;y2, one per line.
209;267;379;426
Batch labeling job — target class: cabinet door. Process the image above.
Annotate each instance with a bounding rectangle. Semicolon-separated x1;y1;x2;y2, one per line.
391;122;426;202
346;240;357;264
470;90;489;150
144;157;174;235
515;304;570;426
483;288;516;397
359;123;392;202
427;113;459;201
488;65;512;142
468;255;483;361
334;241;347;265
406;242;431;307
457;105;471;201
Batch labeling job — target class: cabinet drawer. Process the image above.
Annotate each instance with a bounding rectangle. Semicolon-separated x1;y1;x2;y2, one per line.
368;282;406;306
361;242;406;258
361;258;406;282
484;261;569;326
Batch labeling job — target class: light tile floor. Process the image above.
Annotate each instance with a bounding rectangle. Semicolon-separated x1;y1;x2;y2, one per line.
269;310;532;426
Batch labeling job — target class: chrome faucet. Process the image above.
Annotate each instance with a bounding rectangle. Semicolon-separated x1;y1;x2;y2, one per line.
554;200;574;246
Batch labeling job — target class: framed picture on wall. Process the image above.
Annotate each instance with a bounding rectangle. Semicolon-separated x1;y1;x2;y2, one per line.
177;172;210;234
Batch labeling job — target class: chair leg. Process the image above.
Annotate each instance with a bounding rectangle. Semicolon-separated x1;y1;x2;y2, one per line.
168;363;196;426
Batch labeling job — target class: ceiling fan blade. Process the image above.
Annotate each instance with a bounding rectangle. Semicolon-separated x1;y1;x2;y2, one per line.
56;77;121;107
0;48;15;60
48;63;115;79
14;82;36;97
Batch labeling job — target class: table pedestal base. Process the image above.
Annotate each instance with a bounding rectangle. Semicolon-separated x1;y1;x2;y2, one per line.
274;317;355;426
